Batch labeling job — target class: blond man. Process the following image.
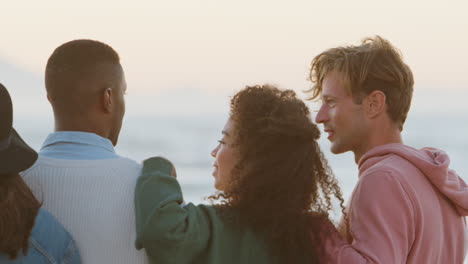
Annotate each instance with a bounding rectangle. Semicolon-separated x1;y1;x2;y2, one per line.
311;36;467;263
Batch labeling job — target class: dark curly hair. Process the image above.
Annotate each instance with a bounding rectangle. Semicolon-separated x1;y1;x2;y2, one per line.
210;85;346;263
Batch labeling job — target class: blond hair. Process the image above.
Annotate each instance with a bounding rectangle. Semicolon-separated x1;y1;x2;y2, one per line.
309;36;414;130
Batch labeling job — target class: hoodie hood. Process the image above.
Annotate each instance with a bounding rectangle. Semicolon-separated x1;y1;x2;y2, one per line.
358;143;468;216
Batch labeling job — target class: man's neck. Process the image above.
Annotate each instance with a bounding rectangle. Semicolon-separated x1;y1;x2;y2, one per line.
353;129;402;164
54;122;109;141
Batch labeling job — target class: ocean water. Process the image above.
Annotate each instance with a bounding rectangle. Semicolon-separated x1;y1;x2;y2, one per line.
15;110;468;205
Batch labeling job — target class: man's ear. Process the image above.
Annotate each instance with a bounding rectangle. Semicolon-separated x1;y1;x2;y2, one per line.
102;87;113;113
364;90;386;118
47;94;52;103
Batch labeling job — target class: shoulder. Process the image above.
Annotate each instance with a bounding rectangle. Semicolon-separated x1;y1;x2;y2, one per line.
360;154;419;184
23;156;142;174
357;154;422;206
183;203;220;218
31;209;74;247
109;156;143;171
357;158;411;200
353;158;415;217
30;209;80;262
357;168;405;198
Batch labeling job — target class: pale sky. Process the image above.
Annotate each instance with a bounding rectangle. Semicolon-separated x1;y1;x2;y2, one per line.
0;0;467;98
1;1;468;198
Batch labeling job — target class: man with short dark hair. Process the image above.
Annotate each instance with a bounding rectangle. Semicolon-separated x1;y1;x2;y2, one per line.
45;39;125;147
22;39;148;263
311;36;468;263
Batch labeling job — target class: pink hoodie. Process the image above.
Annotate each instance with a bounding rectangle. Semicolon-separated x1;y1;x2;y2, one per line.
324;143;468;263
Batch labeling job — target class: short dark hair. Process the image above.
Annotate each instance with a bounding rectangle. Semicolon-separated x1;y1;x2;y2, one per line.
309;36;414;130
45;39;121;107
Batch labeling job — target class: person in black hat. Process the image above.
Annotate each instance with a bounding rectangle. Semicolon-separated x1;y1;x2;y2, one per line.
0;83;81;263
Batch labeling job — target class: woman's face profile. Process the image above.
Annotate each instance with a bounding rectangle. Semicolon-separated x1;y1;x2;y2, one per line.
211;118;238;191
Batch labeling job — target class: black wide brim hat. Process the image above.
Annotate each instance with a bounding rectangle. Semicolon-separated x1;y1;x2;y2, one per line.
0;82;38;175
0;128;38;175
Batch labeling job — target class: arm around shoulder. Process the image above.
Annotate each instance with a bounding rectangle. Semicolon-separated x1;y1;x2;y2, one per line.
134;157;216;260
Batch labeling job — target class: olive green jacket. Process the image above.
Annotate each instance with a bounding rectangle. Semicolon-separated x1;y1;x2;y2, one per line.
134;157;273;264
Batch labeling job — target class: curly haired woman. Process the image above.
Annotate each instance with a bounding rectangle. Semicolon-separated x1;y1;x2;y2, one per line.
134;85;347;264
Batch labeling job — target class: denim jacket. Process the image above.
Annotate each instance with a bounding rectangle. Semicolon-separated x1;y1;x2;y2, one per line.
0;208;81;264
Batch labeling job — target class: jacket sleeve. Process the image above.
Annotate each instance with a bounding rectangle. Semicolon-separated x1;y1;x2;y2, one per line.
134;157;215;263
335;170;415;263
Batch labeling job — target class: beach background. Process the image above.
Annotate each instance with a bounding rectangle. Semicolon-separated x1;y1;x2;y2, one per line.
5;61;468;215
1;0;468;261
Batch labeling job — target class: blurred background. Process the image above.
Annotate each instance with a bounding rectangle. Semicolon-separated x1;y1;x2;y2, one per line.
1;0;467;217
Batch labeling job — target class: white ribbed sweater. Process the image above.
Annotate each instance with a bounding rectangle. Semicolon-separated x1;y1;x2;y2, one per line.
21;156;149;264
